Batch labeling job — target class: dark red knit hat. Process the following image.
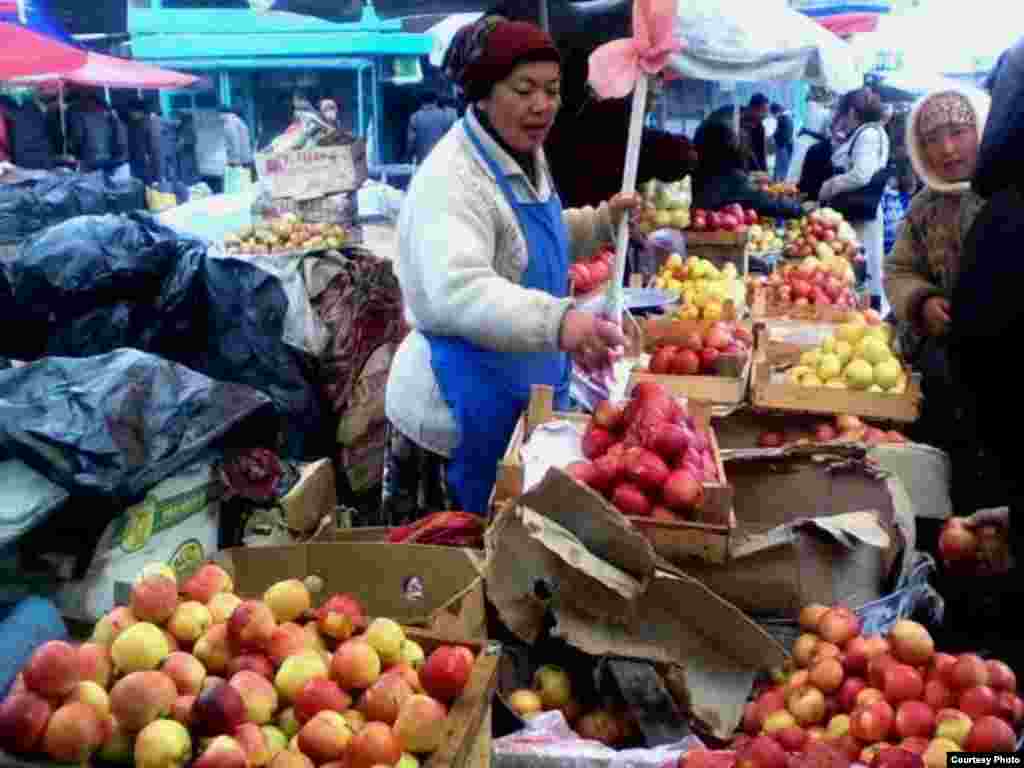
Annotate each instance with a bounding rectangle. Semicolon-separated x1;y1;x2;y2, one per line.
460;20;561;101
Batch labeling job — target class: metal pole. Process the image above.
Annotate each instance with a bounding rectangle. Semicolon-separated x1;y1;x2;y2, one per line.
538;0;549;33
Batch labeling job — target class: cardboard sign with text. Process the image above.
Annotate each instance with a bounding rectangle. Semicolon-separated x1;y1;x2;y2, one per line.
256;142;368;201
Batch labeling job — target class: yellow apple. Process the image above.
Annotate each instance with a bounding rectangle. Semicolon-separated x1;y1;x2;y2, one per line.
844;359;874;390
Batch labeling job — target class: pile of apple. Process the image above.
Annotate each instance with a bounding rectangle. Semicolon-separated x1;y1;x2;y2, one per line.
746;223;786;256
757;415;908;448
758;256;859;308
690;204;759;234
783;209;861;263
565;381;723;523
733;606;1021;768
506;665;638;748
645;322;754;378
637;177;692;235
784;319;907;394
570;247;614;296
0;562;476;768
654;255;744;323
938;517;1011;577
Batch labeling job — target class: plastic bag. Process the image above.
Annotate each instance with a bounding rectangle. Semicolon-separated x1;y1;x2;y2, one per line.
3;212;326;459
493;711;705;768
0;349;274;503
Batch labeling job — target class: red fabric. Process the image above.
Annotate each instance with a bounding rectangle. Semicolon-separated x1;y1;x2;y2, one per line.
0;22;86;80
814;13;879;37
463;21;560;99
63;53;198;89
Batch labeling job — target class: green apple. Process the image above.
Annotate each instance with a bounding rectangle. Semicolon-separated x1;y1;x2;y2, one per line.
844;359;874;390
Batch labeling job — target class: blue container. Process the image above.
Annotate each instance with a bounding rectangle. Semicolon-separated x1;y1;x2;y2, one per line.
0;597;68;699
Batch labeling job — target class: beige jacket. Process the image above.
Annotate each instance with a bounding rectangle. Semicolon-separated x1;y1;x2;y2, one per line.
386;108;616;457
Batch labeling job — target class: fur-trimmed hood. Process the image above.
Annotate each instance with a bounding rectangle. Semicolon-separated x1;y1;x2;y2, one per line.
906;84;991;195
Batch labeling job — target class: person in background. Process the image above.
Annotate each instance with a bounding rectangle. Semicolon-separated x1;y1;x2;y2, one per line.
744;93;770;172
691;119;802;219
221;107;253;171
771;102;794;182
383;16;641;523
122;97;160;184
68;88;126;173
884;86;990;481
952;35;1024;533
2;91;56;170
787;102;832;189
819;88;891;315
319;99;339;130
406;92;458;165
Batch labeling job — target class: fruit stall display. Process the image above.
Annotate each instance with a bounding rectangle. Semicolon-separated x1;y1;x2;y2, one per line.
754;414;909;449
636;177;692;235
748;256;861;321
630;319;754;406
569;247;614;297
224;214;349;255
689;204;759;234
746;222;786;258
495;382;734;563
754;179;801;203
692;607;1024;768
751;316;922;423
652;256;744;321
782;209;861;265
0;563;495;768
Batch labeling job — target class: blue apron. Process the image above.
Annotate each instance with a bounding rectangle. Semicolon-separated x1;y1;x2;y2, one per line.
425;121;571;514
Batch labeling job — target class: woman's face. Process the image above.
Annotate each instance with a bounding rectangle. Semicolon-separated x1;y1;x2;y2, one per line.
322;104;338;122
922;123;980;183
479;61;561;154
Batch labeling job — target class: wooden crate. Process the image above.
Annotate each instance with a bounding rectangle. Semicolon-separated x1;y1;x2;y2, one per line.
493;386;736;564
750;329;922;423
402;628;500;768
684;231;750;276
630;314;752;406
748;284;869;324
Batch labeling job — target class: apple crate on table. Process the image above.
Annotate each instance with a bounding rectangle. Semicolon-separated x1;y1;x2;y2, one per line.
628;314;754;407
750;323;921;424
493;384;735;564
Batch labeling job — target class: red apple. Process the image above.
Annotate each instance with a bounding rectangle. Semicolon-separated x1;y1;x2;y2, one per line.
420;646;474;704
959;685;998;721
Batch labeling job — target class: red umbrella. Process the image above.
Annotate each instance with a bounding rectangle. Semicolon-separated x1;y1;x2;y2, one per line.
812;13;880;39
63;52;199;89
0;21;86;80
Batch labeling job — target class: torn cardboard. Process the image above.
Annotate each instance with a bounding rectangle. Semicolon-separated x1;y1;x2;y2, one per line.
679;450;916;616
486;469;786;740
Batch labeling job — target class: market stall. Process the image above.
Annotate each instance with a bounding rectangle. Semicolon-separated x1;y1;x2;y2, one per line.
0;3;1017;767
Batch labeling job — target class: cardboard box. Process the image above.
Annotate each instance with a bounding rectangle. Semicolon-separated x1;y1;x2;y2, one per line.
494;386;735;564
216;536;488;641
486;469;786;740
677;448;917;617
750;326;922;423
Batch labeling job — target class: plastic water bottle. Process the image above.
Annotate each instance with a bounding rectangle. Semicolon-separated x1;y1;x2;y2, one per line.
0;597;68;698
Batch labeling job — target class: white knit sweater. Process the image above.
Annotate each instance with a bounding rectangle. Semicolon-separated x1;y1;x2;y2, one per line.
386;108;616;457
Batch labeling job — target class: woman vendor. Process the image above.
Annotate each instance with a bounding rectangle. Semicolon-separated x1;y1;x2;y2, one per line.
884;85;990;506
382;16;641;522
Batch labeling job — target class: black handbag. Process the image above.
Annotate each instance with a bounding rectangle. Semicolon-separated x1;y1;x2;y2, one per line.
828;124;890;222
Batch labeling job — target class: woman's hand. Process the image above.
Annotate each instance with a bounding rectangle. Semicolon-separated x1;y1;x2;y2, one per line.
922;296;952;337
607;192;644;228
559;309;626;376
964;507;1010;531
